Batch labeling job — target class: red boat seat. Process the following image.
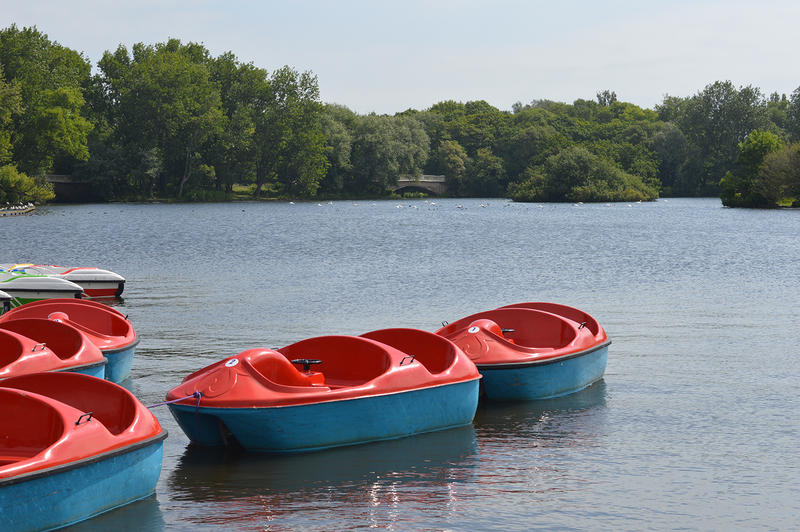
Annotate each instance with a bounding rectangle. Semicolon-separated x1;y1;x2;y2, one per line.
248;351;323;387
0;331;24;367
361;328;457;375
279;336;391;386
0;320;83;361
0;388;63;464
1;373;137;436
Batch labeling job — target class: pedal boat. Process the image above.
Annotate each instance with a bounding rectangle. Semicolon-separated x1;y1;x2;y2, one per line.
0;272;83;307
0;372;167;532
0;299;137;383
1;264;125;298
0;318;107;379
166;328;481;453
436;302;610;401
0;290;10;315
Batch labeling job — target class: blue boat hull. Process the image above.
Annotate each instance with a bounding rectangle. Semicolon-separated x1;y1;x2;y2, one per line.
479;343;609;401
0;435;165;532
68;360;107;380
102;342;137;383
169;379;480;453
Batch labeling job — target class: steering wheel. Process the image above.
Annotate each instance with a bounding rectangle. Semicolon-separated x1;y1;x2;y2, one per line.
291;358;323;372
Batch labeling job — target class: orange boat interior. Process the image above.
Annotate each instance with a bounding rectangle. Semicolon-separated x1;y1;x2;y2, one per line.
0;373;163;477
0;319;84;361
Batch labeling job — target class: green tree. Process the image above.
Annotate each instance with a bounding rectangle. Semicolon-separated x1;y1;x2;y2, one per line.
349;114;429;195
0;64;21;164
319;104;356;195
672;81;767;194
465;148;505;196
436;139;469;194
719;129;784;207
508;146;658;202
650;123;689;195
134;42;223;198
0;25;92;175
766;92;790;133
95;40;223;198
253;66;328;197
0;164;54;203
757;144;800;205
206;53;269;195
788;86;800;142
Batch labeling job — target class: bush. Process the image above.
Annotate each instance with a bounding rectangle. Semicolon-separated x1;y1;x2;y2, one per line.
508;146;659;202
0;164;55;203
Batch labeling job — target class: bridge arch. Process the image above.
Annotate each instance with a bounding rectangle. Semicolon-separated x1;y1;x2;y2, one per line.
390;175;447;196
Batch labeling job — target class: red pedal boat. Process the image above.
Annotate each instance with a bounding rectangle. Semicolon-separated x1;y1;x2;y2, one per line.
166;328;481;453
0;372;167;531
0;299;138;383
0;318;107;380
437;302;610;401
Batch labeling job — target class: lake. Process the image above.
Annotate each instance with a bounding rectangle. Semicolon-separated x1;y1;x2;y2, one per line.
3;197;798;530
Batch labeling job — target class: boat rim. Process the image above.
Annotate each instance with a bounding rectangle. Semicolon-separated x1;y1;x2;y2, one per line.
0;431;167;487
476;340;611;370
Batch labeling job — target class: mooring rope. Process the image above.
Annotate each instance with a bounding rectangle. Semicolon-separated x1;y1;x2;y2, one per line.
146;391;202;409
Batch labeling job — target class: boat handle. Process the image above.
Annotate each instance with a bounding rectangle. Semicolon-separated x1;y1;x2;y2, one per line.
32;343;47;352
76;412;94;426
400;355;416;366
578;322;587;329
501;328;515;334
441;320;449;327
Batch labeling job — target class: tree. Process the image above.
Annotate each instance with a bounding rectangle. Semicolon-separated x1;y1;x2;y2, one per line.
788;86;800;142
756;144;800;205
253;66;328;197
0;25;92;175
436;140;469;194
0;164;54;203
508;146;659;202
597;90;618;107
319;104;358;195
0;64;21;164
465;148;505;196
94;40;223;198
672;81;768;194
650;123;689;195
132;43;223;198
349;114;429;195
719;129;784;207
206;54;268;195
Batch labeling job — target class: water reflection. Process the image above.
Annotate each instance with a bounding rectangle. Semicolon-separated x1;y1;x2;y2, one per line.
64;493;166;532
167;425;478;528
474;379;608;450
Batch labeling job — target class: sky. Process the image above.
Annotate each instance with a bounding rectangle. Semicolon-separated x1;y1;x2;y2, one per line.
3;0;800;114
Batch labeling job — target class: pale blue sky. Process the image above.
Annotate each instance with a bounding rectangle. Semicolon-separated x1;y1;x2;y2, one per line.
4;0;799;114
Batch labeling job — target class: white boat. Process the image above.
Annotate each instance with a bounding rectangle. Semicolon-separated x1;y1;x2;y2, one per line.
0;273;83;307
0;290;10;314
0;264;125;298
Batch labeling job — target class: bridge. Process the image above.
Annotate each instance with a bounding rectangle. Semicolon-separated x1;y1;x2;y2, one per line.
391;175;447;195
45;174;100;202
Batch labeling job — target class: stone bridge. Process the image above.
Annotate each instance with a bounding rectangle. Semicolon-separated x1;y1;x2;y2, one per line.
46;174;99;202
391;175;447;195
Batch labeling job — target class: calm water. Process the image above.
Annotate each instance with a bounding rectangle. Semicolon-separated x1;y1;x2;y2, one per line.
2;198;798;531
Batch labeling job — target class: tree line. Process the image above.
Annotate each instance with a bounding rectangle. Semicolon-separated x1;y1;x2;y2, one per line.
1;24;799;207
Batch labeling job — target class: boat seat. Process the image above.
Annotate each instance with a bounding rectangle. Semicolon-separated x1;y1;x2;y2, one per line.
0;389;63;464
361;328;456;375
279;336;391;386
0;373;136;435
249;351;323;387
